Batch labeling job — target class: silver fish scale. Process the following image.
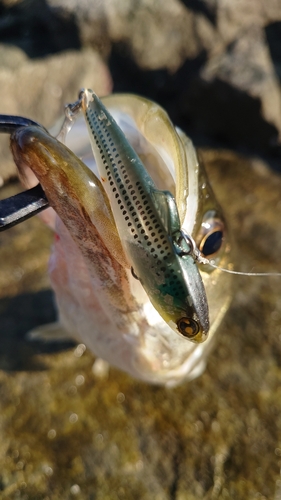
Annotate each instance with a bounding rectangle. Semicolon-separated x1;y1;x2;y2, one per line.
85;105;190;305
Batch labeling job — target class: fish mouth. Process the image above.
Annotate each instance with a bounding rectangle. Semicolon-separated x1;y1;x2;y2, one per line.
10;96;211;339
65;95;178;197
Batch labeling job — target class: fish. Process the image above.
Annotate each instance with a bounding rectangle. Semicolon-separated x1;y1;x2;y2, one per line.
10;93;232;386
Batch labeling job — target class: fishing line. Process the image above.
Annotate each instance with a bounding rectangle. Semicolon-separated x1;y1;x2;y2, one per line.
182;231;281;278
56;96;83;144
204;262;281;277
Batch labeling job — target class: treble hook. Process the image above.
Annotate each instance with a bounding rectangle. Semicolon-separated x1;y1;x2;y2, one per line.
0;115;49;231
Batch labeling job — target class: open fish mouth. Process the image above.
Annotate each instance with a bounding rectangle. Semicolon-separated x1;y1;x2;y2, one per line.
9;91;233;386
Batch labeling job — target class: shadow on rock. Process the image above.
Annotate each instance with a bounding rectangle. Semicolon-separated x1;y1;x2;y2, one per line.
179;0;216;25
0;0;81;58
0;289;75;371
109;43;280;161
265;21;281;82
185;77;279;151
109;43;208;124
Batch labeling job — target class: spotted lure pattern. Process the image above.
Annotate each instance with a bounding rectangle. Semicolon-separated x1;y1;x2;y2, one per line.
81;89;209;342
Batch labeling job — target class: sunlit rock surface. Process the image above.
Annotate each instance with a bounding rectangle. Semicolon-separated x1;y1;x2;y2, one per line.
0;0;281;182
0;151;281;498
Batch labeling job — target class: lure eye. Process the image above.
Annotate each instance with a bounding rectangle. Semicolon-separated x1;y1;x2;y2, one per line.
197;217;225;257
177;317;200;339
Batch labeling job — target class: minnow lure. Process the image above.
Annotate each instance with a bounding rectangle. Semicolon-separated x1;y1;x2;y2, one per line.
80;89;209;343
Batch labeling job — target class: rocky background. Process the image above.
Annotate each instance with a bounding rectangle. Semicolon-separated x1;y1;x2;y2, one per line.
1;1;281;499
0;0;281;184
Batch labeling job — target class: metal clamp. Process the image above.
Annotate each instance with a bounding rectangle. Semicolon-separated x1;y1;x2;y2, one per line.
0;114;49;231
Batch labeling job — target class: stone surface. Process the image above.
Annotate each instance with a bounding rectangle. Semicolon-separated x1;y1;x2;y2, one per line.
47;0;281;70
0;0;280;180
1;151;281;498
47;0;281;151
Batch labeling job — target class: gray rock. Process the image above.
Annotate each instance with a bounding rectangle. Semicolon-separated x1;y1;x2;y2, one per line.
0;0;281;168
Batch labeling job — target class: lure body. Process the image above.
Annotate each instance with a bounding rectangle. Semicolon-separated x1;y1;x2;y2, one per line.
81;89;209;342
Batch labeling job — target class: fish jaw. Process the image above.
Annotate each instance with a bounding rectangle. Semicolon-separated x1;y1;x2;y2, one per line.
10;125;137;318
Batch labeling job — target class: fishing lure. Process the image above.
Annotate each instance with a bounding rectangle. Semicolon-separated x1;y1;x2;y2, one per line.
80;89;209;343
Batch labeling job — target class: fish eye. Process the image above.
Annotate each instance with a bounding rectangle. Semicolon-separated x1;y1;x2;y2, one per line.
177;317;200;339
197;215;225;257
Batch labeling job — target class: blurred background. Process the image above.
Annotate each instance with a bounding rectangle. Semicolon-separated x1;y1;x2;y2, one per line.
1;1;281;499
0;0;281;183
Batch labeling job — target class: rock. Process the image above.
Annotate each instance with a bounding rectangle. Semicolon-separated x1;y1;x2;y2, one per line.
0;45;112;184
0;0;281;169
46;0;281;152
187;25;281;150
0;150;281;497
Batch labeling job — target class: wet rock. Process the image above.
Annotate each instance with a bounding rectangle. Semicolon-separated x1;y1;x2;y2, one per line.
0;150;281;497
